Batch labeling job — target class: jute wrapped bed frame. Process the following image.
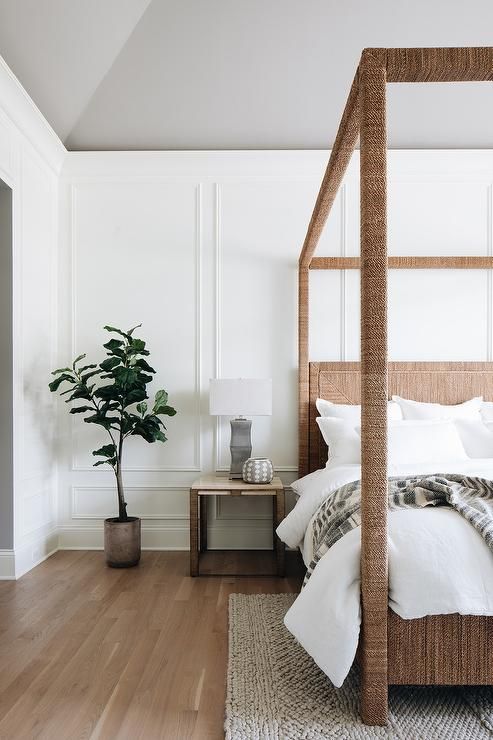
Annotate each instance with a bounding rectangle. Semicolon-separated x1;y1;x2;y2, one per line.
299;47;493;726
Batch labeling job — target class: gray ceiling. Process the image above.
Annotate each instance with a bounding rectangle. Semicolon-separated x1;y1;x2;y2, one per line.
0;0;493;151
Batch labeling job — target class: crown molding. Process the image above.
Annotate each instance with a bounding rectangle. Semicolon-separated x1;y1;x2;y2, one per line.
0;54;66;174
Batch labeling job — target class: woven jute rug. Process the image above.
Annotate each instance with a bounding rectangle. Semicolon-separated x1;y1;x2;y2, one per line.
225;593;493;740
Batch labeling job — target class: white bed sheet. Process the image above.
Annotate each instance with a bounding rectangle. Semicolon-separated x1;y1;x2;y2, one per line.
277;460;493;688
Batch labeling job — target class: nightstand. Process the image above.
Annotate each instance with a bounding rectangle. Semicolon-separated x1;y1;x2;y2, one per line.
189;475;285;577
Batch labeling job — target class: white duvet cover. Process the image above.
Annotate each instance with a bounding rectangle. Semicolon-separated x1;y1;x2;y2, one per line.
277;460;493;688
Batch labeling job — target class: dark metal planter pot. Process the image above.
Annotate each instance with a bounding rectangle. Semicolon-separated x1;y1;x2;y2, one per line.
104;517;141;568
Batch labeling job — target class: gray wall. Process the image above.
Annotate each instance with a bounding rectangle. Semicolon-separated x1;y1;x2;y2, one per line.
0;181;12;549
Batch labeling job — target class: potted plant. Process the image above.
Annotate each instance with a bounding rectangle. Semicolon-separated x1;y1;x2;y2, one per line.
49;324;176;567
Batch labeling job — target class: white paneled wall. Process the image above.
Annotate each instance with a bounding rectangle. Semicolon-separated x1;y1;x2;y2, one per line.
0;58;63;577
56;150;493;550
57;153;326;550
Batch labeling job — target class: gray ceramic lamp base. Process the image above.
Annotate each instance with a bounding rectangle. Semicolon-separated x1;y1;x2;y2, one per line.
229;418;252;479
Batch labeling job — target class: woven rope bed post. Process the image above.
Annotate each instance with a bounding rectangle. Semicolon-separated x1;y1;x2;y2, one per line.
298;72;360;477
359;49;389;726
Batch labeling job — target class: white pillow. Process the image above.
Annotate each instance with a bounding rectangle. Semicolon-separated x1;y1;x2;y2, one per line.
392;395;482;421
290;467;327;498
481;401;493;422
454;419;493;458
355;419;468;465
316;398;403;423
316;416;360;466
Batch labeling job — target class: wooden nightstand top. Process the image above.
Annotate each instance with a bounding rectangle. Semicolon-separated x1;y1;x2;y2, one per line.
191;475;283;494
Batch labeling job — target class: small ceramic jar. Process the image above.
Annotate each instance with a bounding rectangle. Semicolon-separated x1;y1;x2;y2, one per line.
242;457;274;484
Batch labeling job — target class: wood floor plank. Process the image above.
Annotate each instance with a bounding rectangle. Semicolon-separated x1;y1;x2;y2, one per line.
0;550;303;739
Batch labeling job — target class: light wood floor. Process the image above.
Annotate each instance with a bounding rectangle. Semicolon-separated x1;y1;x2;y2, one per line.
0;550;303;740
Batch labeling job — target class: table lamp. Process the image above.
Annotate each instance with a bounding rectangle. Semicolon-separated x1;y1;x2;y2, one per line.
209;378;272;479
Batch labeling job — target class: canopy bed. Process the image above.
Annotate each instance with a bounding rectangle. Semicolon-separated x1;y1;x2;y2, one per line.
297;48;493;726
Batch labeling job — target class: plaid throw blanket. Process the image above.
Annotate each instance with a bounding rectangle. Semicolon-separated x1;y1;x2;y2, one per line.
305;473;493;584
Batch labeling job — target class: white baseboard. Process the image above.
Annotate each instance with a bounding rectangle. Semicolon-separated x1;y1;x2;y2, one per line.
0;526;60;580
14;526;59;579
0;549;15;579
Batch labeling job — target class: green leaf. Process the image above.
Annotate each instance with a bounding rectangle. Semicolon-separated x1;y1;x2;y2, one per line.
124;387;148;406
127;338;149;356
136;372;153;385
131;422;156;443
103;338;124;353
99;356;121;372
95;385;123;402
130;414;169;443
69;405;93;414
83;413;120;431
153;389;168;409
121;412;140;435
136;401;147;416
130;338;146;351
134;358;155;374
127;323;142;336
72;354;86;370
153;390;176;417
49;374;74;392
51;367;72;375
158;405;176;417
93;458;117;468
78;363;98;373
65;386;93;402
114;366;138;387
100;400;120;413
93;444;117;458
104;325;132;340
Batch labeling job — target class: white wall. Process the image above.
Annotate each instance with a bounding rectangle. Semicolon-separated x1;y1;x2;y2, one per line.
56;149;493;551
0;57;63;577
0;182;12;550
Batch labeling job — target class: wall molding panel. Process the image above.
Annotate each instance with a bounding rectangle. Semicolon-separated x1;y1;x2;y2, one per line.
68;179;203;474
71;485;189;520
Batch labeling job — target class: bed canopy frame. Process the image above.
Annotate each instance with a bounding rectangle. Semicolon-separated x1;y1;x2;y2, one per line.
299;47;493;726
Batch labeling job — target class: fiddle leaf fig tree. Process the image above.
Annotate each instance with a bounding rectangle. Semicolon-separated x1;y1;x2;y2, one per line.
49;325;176;521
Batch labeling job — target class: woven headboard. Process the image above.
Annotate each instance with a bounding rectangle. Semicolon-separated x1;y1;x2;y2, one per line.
305;361;493;475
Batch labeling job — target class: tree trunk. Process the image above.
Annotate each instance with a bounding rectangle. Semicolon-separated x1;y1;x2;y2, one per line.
116;433;127;521
116;467;127;521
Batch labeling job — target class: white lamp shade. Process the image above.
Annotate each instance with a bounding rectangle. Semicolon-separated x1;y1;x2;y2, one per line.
209;378;272;416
